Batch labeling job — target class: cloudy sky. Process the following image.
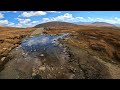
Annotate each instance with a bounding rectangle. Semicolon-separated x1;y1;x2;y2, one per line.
0;11;120;28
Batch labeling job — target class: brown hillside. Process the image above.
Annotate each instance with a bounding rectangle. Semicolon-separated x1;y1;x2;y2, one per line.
33;21;78;28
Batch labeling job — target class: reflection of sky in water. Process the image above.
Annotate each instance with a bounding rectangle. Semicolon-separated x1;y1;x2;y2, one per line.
21;33;69;53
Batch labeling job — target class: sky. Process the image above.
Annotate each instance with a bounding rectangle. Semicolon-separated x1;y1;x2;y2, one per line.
0;11;120;28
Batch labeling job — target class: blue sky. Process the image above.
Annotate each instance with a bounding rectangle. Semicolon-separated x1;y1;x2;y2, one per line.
0;11;120;28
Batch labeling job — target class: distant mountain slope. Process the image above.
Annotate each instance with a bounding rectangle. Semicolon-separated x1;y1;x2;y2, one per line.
33;21;78;28
0;26;31;30
0;26;19;30
91;22;116;27
73;22;92;25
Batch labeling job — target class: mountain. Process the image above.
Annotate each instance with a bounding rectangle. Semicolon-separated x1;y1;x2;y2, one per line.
114;24;120;27
91;22;116;27
73;22;117;27
73;22;92;25
33;21;78;28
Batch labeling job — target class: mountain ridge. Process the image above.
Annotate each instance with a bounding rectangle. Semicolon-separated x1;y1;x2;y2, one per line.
33;21;78;28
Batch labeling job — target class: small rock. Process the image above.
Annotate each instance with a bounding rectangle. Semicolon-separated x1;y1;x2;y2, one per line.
65;52;68;55
16;47;19;49
32;73;36;76
8;48;12;51
34;49;36;51
25;53;28;56
58;72;61;74
15;44;18;47
3;48;7;50
32;68;36;72
79;42;82;44
44;48;46;50
22;53;25;55
59;44;63;47
61;67;64;70
1;57;6;61
47;74;52;78
51;67;54;71
40;54;44;57
84;47;88;49
30;36;34;37
39;66;45;71
63;50;66;53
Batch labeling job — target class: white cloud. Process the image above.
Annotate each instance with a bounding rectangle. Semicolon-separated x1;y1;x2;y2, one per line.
7;11;17;13
42;18;50;21
15;23;23;28
47;11;57;13
1;11;17;13
20;11;47;17
0;13;4;19
15;18;41;28
47;11;61;13
7;22;15;27
90;18;119;24
76;17;84;19
42;13;88;23
16;18;31;24
20;19;31;24
0;20;8;25
15;18;32;27
31;21;40;24
12;11;17;13
42;13;73;22
54;13;73;20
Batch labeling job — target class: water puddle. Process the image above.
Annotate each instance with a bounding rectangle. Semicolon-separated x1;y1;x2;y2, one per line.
21;33;69;53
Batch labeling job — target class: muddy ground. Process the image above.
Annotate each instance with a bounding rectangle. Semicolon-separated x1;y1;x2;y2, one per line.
0;26;120;79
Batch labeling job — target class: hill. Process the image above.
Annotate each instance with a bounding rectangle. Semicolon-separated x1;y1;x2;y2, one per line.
33;21;78;28
91;22;116;27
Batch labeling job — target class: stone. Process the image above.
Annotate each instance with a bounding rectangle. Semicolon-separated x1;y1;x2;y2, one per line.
39;66;45;71
59;44;63;47
32;73;36;76
34;49;36;51
40;54;44;57
22;53;25;55
30;36;34;37
8;48;12;51
3;48;7;50
1;57;6;61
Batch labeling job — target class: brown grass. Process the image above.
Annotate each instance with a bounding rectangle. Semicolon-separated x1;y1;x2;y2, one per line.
44;26;120;63
0;28;35;57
